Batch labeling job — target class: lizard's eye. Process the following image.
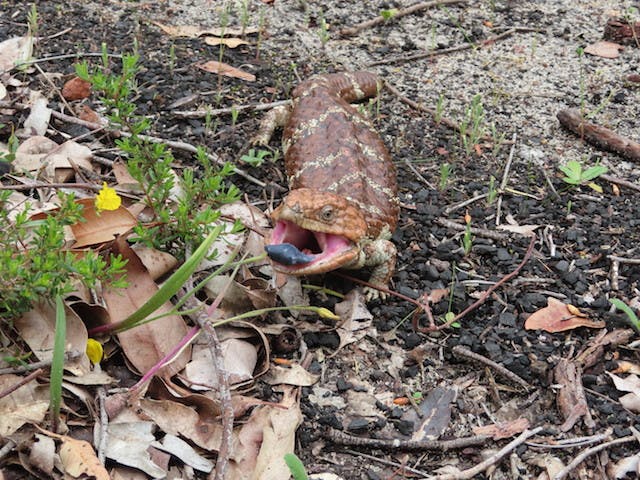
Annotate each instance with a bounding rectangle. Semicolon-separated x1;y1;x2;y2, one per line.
320;205;334;222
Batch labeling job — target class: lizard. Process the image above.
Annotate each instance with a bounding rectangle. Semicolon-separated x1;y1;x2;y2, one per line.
256;71;399;300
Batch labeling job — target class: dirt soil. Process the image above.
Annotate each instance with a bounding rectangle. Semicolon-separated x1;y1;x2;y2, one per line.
2;0;640;479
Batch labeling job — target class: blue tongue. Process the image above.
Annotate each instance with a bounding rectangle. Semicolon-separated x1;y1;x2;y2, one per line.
265;243;315;265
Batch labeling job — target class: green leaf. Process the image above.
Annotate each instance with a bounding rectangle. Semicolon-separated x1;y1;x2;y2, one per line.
380;8;398;20
114;226;223;331
559;160;582;181
587;181;603;193
284;453;308;480
610;298;640;332
50;296;66;430
582;165;608;181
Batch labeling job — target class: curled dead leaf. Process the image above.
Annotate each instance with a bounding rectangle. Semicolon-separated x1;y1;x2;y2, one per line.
524;297;605;332
197;60;256;82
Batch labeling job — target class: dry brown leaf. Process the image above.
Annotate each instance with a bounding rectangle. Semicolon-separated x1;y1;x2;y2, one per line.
0;36;33;71
584;40;624;58
228;386;302;480
473;417;530;440
0;375;49;436
104;422;166;477
131;244;179;281
204;36;249;48
151;21;258;38
59;435;109;480
29;434;56;476
496;224;541;237
262;364;319;387
13;135;58;172
70;198;137;248
524;297;605;332
554;359;594;431
612;360;640;375
197;60;256;81
23;92;51;136
184;338;258;388
61;76;91;100
139;398;223;451
103;237;190;378
44;140;94;183
152;434;213;473
14;300;90;376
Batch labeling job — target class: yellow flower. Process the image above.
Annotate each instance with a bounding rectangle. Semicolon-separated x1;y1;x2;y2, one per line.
86;338;104;364
95;182;121;212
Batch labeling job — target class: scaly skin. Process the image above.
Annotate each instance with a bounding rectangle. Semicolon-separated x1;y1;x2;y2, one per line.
260;72;399;300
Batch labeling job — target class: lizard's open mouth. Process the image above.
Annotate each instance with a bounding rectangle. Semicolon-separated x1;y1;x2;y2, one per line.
265;219;358;274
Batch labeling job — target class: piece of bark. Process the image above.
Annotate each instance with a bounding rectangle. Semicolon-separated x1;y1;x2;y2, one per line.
554;358;595;432
557;109;640;163
603;18;640;45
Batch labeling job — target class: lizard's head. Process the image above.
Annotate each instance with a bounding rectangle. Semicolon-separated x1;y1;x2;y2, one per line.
266;188;367;275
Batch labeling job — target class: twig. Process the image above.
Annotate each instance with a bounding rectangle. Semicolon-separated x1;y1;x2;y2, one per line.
384;81;461;133
97;387;108;463
172;99;291;119
553;434;638;480
370;27;543;67
608;254;640;291
452;345;531;390
325;428;490;450
0;52;123;76
443;192;488;215
425;235;536;331
0;440;16;461
46;109;269;188
0;368;44;400
340;0;468;37
600;173;640;193
495;133;517;226
435;217;510;241
527;431;611;449
342;449;431;477
434;427;543;480
557;109;640;163
0;351;81;375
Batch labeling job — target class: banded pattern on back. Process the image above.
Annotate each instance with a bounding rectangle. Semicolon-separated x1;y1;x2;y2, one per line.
281;72;399;238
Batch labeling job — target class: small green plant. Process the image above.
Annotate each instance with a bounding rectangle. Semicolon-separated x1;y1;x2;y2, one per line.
610;298;640;332
241;148;271;167
380;8;398;20
27;3;38;37
317;12;330;47
230;105;239;128
462;212;473;255
0;190;128;319
284;453;309;480
559;159;608;193
168;43;176;73
76;52;241;257
490;122;506;156
486;175;498;204
566;199;572;214
236;0;251;35
459;94;485;156
435;93;445;124
439;162;452;190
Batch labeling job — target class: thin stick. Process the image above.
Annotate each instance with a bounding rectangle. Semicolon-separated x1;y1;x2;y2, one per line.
325;428;490;451
340;0;469;37
495;133;517;226
0;351;81;375
553;435;637;480
600;174;640;193
452;345;531;389
370;27;543;67
435;217;510;241
434;427;543;480
0;368;44;400
172;99;291;119
557;108;640;163
428;235;536;331
46;109;269;188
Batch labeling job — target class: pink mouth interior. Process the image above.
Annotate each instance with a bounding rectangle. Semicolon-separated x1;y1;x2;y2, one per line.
270;220;353;267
